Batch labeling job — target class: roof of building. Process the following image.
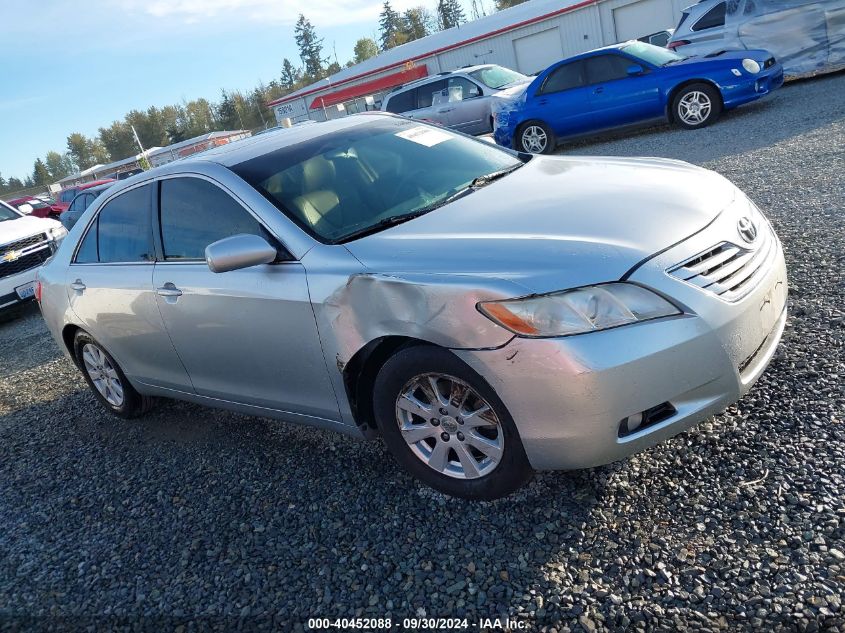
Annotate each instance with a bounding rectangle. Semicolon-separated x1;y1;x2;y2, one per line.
268;0;595;107
147;130;249;158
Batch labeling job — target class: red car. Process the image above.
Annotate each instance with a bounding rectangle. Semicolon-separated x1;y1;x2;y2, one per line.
55;179;115;214
6;195;62;218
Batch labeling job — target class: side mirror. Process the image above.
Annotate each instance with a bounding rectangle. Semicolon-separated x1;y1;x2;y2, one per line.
205;234;277;273
627;64;645;76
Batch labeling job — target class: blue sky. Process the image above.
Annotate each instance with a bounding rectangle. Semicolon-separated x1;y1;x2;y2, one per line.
0;0;474;182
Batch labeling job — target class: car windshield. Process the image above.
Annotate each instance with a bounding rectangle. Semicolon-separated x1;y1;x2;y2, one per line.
0;202;21;221
232;118;523;243
469;65;529;89
622;41;686;66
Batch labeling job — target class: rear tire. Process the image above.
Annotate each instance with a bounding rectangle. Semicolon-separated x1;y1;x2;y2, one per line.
517;120;555;154
373;345;533;500
73;331;155;419
672;83;722;129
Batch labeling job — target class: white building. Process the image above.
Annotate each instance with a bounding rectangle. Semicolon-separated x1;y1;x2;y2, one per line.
269;0;690;123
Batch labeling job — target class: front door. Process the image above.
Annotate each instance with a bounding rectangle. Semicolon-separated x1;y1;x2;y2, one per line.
151;175;340;421
585;54;662;129
67;183;192;391
444;76;489;134
530;60;596;138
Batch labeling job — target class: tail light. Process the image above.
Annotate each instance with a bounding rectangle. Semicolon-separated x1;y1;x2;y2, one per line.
667;40;690;50
34;280;43;303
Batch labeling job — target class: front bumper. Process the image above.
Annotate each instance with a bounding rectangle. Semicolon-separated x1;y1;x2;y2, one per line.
0;267;41;311
722;62;785;109
454;211;788;471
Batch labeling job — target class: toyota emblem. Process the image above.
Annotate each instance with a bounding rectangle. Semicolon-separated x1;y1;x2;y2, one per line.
737;216;757;243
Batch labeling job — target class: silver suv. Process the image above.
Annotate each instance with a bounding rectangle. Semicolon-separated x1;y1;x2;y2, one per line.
669;0;845;76
381;64;530;135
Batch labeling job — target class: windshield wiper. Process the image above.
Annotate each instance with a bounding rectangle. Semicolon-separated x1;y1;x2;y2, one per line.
469;163;523;188
338;187;478;244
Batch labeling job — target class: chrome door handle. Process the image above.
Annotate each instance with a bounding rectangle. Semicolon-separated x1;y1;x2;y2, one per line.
156;284;182;297
70;280;86;292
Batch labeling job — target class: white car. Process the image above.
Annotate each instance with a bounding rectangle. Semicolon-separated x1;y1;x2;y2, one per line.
0;200;67;319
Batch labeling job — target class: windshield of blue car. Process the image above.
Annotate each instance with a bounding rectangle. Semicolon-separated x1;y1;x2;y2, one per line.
232;118;523;243
0;202;20;221
622;41;686;66
469;66;529;89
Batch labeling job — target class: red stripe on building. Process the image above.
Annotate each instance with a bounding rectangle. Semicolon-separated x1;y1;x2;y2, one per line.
310;65;429;109
268;0;597;108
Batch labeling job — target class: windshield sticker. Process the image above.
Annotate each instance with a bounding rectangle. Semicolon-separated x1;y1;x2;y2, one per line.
395;126;453;147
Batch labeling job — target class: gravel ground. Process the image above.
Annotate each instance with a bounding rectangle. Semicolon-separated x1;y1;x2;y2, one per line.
1;73;844;632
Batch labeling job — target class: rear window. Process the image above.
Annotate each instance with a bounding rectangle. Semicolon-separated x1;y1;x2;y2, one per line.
693;2;726;30
385;88;417;114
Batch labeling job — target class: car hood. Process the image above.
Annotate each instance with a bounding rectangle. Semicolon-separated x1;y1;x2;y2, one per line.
677;48;772;66
344;155;737;294
0;214;60;245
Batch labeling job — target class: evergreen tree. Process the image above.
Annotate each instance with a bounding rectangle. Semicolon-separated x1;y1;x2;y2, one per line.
437;0;466;29
494;0;528;9
294;15;325;80
281;58;302;90
379;1;406;50
353;38;379;64
32;158;50;186
404;7;433;41
6;177;24;192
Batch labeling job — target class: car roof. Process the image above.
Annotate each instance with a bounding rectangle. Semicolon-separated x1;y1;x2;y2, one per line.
388;64;497;94
75;183;113;196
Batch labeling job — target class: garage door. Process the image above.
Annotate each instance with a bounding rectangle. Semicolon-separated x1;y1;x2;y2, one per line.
613;0;675;42
513;28;564;75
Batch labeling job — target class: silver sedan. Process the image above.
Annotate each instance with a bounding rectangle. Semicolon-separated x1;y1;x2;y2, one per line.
36;114;787;500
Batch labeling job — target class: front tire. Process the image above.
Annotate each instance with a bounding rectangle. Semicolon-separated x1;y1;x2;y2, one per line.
672;83;722;129
373;346;532;500
517;120;555;154
73;331;155;419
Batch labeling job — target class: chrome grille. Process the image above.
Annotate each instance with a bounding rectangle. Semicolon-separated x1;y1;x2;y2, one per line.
668;223;776;302
0;232;51;281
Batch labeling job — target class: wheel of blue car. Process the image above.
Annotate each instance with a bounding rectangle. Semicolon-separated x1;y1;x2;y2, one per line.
373;345;533;500
517;121;555;154
672;83;722;129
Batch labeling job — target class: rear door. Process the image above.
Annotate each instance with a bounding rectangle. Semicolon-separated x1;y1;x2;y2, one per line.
529;60;595;137
151;175;340;420
67;183;192;391
444;76;489;134
584;53;662;128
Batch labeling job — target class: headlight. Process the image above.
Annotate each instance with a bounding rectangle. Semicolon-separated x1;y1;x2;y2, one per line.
742;59;761;74
48;226;68;241
477;283;681;337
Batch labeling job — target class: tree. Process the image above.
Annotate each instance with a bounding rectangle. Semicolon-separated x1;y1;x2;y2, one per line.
6;177;24;193
281;58;302;90
379;0;406;50
494;0;527;9
353;38;379;64
294;14;325;80
45;151;73;181
403;7;433;41
437;0;466;29
66;133;109;171
32;158;50;186
99;121;137;161
470;0;488;19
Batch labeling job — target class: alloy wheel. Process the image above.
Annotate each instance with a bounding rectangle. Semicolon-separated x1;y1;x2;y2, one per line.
677;91;712;126
395;373;504;479
81;343;125;407
521;125;548;153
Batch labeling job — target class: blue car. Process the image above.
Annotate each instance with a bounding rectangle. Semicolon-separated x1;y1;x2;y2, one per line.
493;41;784;153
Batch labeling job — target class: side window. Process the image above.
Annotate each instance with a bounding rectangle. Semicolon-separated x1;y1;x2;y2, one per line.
693;2;726;30
417;79;447;109
97;185;154;263
75;219;99;264
585;55;635;84
82;193;96;211
385;89;417;114
60;189;77;204
67;196;82;214
446;77;481;102
159;177;270;260
539;61;585;95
